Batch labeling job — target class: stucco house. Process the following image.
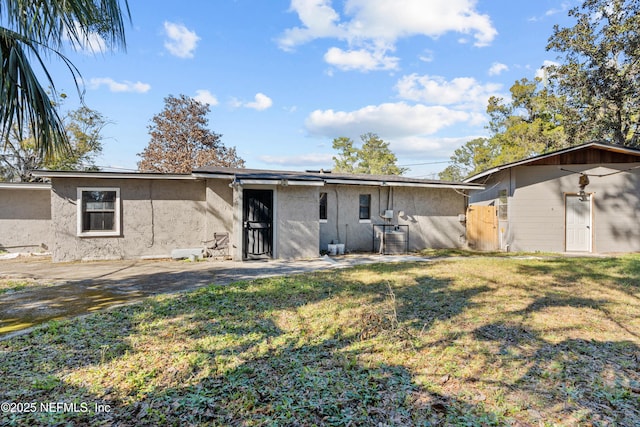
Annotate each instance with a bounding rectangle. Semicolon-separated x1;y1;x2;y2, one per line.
0;182;51;254
0;167;482;262
465;141;640;253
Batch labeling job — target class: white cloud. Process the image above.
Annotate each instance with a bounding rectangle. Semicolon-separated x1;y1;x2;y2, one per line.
419;49;434;63
536;60;559;79
64;22;107;54
395;74;502;109
488;62;508;76
232;93;274;110
88;77;151;93
392;135;482;156
305;102;470;138
324;46;399;71
245;93;273;111
193;90;219;106
259;153;333;167
163;22;200;58
278;0;346;51
278;0;498;64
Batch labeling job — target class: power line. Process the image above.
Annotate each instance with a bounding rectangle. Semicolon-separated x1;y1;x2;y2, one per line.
398;160;452;167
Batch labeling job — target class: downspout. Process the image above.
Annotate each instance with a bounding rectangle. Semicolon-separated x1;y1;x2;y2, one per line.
148;180;155;247
333;186;340;243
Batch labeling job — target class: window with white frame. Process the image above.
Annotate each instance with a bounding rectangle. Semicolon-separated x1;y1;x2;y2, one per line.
77;188;121;236
498;189;508;221
359;194;371;220
319;192;328;221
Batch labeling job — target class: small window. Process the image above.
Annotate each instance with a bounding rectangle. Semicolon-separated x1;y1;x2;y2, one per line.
319;192;328;220
77;188;121;236
359;194;371;220
498;189;508;221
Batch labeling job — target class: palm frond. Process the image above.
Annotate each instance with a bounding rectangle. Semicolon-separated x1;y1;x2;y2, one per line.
0;0;131;52
0;28;70;160
0;0;130;161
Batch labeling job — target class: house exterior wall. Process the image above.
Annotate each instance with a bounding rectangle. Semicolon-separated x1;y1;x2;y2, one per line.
0;188;51;253
45;175;472;262
205;178;234;255
394;186;467;250
469;163;640;253
50;177;207;262
319;185;382;252
320;184;466;253
275;185;320;259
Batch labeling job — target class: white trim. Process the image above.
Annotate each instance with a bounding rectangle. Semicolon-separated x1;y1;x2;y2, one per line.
319;219;328;224
359;219;372;224
384;181;483;190
237;179;324;187
192;173;235;180
77;187;121;237
33;171;196;180
324;178;481;189
0;183;51;190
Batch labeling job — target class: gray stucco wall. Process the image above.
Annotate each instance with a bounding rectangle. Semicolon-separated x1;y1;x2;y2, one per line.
51;178;207;262
276;186;320;259
205;178;234;255
469;163;640;253
0;188;51;253
320;184;466;253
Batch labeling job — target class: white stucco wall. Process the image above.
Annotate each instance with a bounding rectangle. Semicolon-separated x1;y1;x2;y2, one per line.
276;185;320;259
320;184;466;253
0;187;51;253
50;177;209;262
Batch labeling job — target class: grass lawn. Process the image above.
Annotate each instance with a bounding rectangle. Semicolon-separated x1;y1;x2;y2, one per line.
0;278;57;295
1;255;639;426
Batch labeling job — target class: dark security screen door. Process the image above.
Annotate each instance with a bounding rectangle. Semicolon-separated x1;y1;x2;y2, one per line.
243;190;273;259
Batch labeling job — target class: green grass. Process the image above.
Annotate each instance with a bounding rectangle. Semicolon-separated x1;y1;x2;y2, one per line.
0;278;55;295
1;256;639;426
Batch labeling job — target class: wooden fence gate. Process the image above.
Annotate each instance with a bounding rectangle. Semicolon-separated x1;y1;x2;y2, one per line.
466;205;499;251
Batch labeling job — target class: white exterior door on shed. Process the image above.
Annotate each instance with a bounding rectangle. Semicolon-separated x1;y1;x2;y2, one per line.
565;195;592;252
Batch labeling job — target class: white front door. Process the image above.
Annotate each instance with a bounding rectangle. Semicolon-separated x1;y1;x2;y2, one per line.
566;195;592;252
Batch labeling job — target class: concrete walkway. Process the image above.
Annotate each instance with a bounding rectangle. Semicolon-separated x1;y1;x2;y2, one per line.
0;254;431;338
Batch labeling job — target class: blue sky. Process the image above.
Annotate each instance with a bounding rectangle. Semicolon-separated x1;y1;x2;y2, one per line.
47;0;577;178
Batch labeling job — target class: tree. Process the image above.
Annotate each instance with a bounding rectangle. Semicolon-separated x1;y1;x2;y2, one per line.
438;137;496;181
137;94;245;173
486;78;568;162
546;0;640;145
332;132;407;175
0;0;130;161
0;104;108;182
439;78;568;180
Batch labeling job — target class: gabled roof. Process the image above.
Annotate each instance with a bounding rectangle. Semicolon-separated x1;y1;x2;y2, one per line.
193;166;484;190
464;141;640;183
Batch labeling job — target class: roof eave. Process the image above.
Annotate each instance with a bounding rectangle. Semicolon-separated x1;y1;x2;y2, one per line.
464;141;640;183
31;170;197;180
0;182;51;190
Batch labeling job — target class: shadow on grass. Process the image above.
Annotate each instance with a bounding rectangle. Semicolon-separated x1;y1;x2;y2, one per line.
2;258;639;425
0;262;505;425
517;256;640;297
474;321;640;425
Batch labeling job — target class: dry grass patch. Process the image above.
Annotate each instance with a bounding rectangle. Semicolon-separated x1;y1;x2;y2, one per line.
1;256;639;425
0;278;57;295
